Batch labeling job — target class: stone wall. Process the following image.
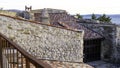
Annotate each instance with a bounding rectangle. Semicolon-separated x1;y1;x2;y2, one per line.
79;23;120;63
0;15;84;62
112;26;120;63
102;26;120;63
0;10;17;17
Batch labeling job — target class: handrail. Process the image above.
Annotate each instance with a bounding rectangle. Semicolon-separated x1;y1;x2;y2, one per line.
0;32;52;68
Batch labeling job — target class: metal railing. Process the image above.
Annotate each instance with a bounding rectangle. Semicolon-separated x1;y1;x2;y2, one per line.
0;33;51;68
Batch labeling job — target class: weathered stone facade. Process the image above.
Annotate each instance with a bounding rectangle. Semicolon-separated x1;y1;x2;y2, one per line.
0;15;84;62
79;23;120;63
112;26;120;63
28;8;104;63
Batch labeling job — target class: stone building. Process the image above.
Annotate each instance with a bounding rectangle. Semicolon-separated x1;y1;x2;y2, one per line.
0;14;93;68
20;7;120;63
28;8;104;62
77;22;120;63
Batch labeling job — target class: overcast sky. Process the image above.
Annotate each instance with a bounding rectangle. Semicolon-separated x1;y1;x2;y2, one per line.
0;0;120;14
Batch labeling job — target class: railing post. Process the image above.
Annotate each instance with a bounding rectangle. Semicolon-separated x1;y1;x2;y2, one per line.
36;65;44;68
0;37;3;68
0;33;52;68
26;59;30;68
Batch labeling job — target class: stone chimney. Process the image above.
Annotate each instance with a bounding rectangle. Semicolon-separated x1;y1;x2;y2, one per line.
41;8;50;25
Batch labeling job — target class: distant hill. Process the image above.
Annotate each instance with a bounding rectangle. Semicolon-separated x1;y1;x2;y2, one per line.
81;14;100;19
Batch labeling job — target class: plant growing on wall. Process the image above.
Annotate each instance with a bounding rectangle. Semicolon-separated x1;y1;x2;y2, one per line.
91;13;97;20
76;14;83;19
97;14;111;23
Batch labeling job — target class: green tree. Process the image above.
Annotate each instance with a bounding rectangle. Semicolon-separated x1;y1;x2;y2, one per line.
91;13;97;20
97;14;111;23
76;14;83;19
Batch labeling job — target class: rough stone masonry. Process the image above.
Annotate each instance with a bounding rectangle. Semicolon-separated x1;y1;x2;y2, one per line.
80;23;120;63
0;15;84;62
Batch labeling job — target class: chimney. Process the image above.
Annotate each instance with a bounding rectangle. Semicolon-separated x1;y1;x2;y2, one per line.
41;8;50;25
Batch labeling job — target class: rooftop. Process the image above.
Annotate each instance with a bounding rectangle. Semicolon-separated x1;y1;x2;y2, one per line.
0;14;85;67
34;12;103;40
